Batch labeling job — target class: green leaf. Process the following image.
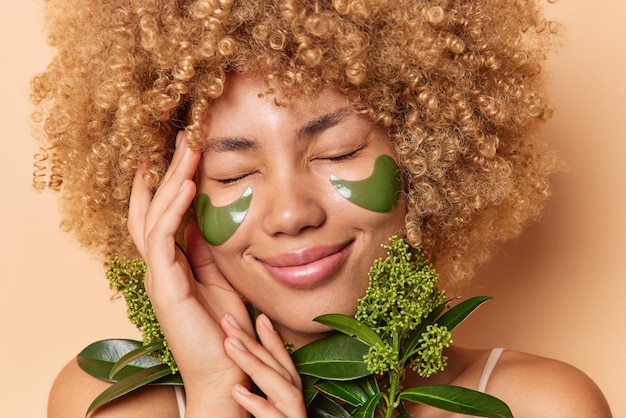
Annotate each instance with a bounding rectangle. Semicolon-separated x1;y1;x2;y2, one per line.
399;385;513;418
314;314;384;347
109;340;165;379
307;394;352;418
301;375;320;407
352;393;381;418
315;380;369;406
303;389;319;407
436;296;492;331
78;339;158;381
292;333;371;380
86;364;174;416
77;339;182;385
356;375;380;397
301;374;320;388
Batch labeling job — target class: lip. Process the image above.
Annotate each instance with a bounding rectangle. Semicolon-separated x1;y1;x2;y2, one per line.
259;241;353;287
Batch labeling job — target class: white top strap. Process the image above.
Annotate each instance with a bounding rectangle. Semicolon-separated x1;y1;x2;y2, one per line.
175;385;186;418
477;347;505;393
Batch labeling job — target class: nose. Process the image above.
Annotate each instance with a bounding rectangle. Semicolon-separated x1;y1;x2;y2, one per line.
261;173;327;237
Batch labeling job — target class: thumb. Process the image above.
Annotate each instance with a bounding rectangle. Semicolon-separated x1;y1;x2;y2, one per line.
184;221;254;334
184;221;224;285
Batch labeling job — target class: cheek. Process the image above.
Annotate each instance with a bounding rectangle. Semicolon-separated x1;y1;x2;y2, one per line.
332;186;407;239
348;203;407;236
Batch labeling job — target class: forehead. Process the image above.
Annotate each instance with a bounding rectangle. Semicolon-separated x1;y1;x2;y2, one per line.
207;73;349;119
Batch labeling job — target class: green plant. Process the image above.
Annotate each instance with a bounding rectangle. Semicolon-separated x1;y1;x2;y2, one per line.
77;237;511;417
290;236;510;417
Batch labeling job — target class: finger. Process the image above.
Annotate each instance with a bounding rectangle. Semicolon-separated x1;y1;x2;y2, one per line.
128;160;153;256
159;132;197;193
158;131;188;185
232;384;292;418
256;314;302;390
225;338;306;418
185;223;255;334
128;131;198;256
144;178;196;263
144;134;200;231
221;314;289;381
185;221;228;287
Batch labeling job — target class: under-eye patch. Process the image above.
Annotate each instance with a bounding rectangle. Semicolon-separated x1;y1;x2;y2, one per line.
330;154;401;213
196;187;253;245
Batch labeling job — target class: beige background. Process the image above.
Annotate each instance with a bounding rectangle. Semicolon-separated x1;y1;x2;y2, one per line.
1;1;624;416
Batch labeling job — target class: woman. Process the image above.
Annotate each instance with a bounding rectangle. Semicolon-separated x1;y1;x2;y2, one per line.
33;0;611;416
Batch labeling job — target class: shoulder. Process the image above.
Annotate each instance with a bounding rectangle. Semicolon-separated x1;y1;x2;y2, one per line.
48;357;182;418
485;350;612;418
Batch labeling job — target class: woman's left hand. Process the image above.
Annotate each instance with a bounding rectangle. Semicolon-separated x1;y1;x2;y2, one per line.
221;312;307;418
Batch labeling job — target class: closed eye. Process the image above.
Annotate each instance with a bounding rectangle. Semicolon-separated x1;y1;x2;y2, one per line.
214;172;253;184
322;146;363;162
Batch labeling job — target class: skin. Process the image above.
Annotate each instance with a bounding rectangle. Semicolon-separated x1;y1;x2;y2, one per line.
47;74;613;417
194;75;407;348
128;73;407;417
196;153;401;245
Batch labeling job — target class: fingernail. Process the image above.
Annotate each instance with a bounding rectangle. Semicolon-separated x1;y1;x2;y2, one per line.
175;131;184;148
229;336;246;351
225;313;242;330
259;314;274;332
234;384;252;397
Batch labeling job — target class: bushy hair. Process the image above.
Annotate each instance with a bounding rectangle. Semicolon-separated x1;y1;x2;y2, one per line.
31;0;559;285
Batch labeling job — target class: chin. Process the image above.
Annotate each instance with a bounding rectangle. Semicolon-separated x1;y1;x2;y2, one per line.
271;311;337;348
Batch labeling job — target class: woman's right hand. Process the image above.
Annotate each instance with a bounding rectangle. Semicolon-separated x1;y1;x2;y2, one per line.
128;132;307;417
128;132;253;415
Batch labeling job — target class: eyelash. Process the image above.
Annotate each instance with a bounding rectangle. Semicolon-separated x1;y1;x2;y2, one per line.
214;147;362;184
215;173;252;185
322;146;363;162
325;151;356;161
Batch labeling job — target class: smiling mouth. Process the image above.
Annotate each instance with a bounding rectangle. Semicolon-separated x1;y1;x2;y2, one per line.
259;241;353;287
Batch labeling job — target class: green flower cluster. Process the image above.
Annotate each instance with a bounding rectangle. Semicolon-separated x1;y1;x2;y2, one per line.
355;237;446;336
355;236;447;335
355;236;450;376
411;324;452;378
363;342;400;375
107;257;177;373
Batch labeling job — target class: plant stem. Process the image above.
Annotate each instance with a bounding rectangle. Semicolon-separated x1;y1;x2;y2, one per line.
383;332;402;418
384;371;399;418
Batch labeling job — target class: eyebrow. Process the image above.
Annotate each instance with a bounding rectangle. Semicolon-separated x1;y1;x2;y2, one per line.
297;107;354;140
203;106;355;152
202;136;257;153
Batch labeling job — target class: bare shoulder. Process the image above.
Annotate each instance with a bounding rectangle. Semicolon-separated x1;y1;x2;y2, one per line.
48;357;182;418
486;350;612;418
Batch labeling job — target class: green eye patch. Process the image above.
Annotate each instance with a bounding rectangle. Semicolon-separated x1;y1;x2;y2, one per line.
330;154;401;213
196;187;253;246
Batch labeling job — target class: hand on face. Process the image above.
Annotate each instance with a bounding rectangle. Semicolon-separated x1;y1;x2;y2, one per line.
128;133;305;417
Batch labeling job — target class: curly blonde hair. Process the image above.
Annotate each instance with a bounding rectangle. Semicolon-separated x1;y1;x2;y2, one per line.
31;0;559;285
